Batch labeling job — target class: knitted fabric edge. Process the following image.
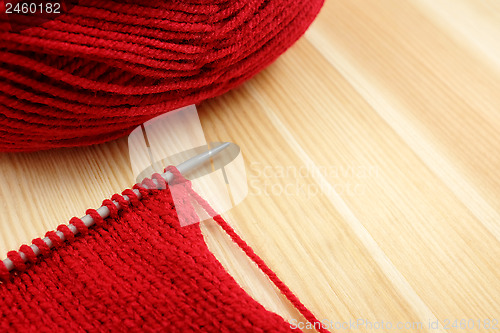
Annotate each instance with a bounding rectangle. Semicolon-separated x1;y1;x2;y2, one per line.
0;167;330;333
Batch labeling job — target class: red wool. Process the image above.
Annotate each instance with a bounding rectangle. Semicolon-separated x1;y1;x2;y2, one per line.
0;169;330;332
0;0;324;152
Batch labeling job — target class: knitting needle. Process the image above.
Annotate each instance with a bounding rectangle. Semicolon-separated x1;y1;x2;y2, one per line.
3;142;231;272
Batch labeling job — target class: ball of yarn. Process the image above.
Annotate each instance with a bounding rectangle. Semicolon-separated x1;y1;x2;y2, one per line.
0;0;324;152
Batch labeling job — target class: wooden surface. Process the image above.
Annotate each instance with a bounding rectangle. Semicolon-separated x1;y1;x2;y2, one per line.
1;0;499;331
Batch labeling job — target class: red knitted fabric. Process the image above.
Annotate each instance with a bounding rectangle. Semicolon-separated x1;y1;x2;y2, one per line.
0;170;329;332
0;0;324;152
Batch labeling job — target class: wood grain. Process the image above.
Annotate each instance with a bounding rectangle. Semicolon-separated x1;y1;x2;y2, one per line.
1;0;499;331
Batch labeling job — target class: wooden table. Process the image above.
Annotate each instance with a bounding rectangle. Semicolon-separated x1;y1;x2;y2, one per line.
1;0;499;331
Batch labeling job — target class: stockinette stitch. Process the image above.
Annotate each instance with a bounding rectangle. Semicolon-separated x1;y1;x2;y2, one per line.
0;169;328;332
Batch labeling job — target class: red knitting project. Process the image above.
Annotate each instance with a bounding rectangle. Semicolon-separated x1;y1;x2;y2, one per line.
0;168;329;332
0;0;324;152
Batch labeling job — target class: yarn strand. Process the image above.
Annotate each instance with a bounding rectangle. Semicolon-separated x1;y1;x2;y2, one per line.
166;166;331;333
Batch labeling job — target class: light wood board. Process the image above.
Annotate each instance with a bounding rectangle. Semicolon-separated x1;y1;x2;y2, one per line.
1;0;499;331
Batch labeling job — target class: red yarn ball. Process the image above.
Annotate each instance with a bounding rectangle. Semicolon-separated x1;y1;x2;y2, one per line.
0;0;324;152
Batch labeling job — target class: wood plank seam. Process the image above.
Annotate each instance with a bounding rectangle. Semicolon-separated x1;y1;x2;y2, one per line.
246;81;444;332
304;30;500;244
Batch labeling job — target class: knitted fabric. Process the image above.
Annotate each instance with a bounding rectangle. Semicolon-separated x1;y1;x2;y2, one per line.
0;169;329;332
0;0;324;152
